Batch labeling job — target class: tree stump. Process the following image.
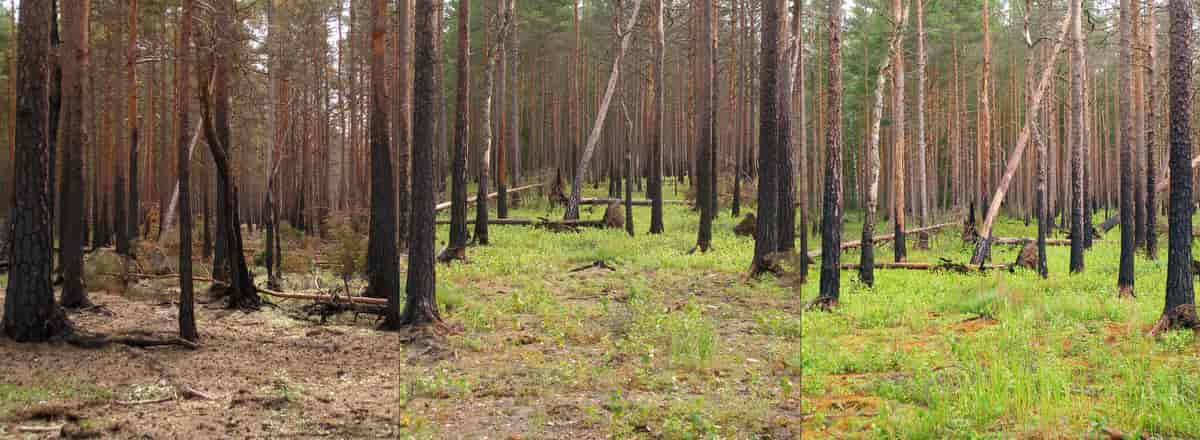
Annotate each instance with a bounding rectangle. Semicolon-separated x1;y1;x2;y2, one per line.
733;213;756;237
604;203;625;229
1014;241;1037;270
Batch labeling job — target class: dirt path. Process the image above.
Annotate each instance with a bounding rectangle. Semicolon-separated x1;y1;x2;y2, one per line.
0;287;398;439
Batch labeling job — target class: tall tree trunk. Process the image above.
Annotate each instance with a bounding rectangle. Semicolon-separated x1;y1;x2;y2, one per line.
446;0;470;255
176;0;197;341
861;1;909;287
3;0;71;342
562;0;645;221
752;0;786;276
891;0;908;262
1069;0;1085;273
58;0;91;308
496;0;509;219
1118;0;1137;297
403;0;443;327
364;0;401;325
693;0;715;252
815;0;843;308
200;0;259;310
914;0;928;227
648;0;665;234
1145;1;1158;260
396;0;413;249
1160;0;1196;333
127;0;139;245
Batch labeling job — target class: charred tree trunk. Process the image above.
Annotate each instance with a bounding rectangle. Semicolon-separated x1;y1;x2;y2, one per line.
1159;0;1197;332
648;0;665;234
127;0;140;246
58;0;91;309
1069;0;1085;273
815;0;844;308
446;0;470;256
3;0;71;342
366;0;401;323
396;0;413;250
176;0;197;341
402;0;444;327
1118;0;1137;297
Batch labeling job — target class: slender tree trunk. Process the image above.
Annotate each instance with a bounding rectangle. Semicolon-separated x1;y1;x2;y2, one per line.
562;0;645;221
366;0;400;311
58;0;91;308
403;0;444;327
176;0;197;341
815;0;844;307
447;0;470;254
693;0;715;252
127;0;140;245
915;0;928;227
1069;0;1085;273
1118;0;1137;297
3;0;71;342
891;0;907;262
1160;0;1196;332
648;0;665;234
1145;0;1158;260
396;0;413;249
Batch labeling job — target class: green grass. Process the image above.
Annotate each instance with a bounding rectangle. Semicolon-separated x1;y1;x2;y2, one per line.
385;181;1198;438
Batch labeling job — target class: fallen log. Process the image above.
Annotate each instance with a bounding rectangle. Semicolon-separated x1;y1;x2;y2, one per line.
256;287;388;306
434;183;543;212
435;218;542;226
989;237;1070;246
433;217;609;230
577;197;688;206
807;222;953;259
839;261;1011;272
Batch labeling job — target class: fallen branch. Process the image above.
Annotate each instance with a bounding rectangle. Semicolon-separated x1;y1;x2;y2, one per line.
179;386;216;401
576;197;687;206
116;396;174;406
16;425;63;434
807;223;953;259
839;261;1011;272
256;287;388;306
434;183;543;212
989;237;1070;246
66;331;201;350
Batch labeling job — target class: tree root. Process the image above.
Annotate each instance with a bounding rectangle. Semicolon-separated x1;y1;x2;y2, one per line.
1147;304;1200;337
436;246;467;263
806;296;839;311
65;330;199;350
568;260;616;273
1117;285;1136;299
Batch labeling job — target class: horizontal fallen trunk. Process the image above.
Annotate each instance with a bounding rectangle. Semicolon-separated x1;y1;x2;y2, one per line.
577;197;688;206
807;222;953;259
434;183;543;212
257;287;388;305
989;237;1070;246
433;217;608;229
839;261;1012;271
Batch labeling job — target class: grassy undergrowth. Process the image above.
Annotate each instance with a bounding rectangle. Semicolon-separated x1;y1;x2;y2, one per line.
393;184;1199;438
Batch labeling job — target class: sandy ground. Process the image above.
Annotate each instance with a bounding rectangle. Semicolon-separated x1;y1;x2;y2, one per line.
0;282;399;439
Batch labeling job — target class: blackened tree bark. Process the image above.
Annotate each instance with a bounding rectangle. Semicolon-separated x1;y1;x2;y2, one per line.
403;0;444;327
127;0;139;246
446;0;470;257
694;0;715;253
367;0;399;309
1118;0;1136;297
200;0;259;310
177;0;198;341
47;0;60;244
1144;0;1158;260
3;0;72;342
59;0;90;308
777;0;798;252
648;0;665;234
365;0;401;325
750;0;785;276
1158;0;1197;333
396;0;413;249
891;0;907;263
815;0;843;309
1069;0;1085;273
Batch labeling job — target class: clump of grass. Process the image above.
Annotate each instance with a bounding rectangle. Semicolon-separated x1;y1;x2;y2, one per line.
755;311;802;339
667;302;716;370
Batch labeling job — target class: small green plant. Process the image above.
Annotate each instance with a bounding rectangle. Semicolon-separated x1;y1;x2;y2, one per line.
668;302;716;370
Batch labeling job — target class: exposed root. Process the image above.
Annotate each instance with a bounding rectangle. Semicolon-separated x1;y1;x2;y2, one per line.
1147;304;1200;337
436;246;467;264
806;296;839;311
1117;285;1136;299
568;260;617;273
115;396;174;406
65;330;200;350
